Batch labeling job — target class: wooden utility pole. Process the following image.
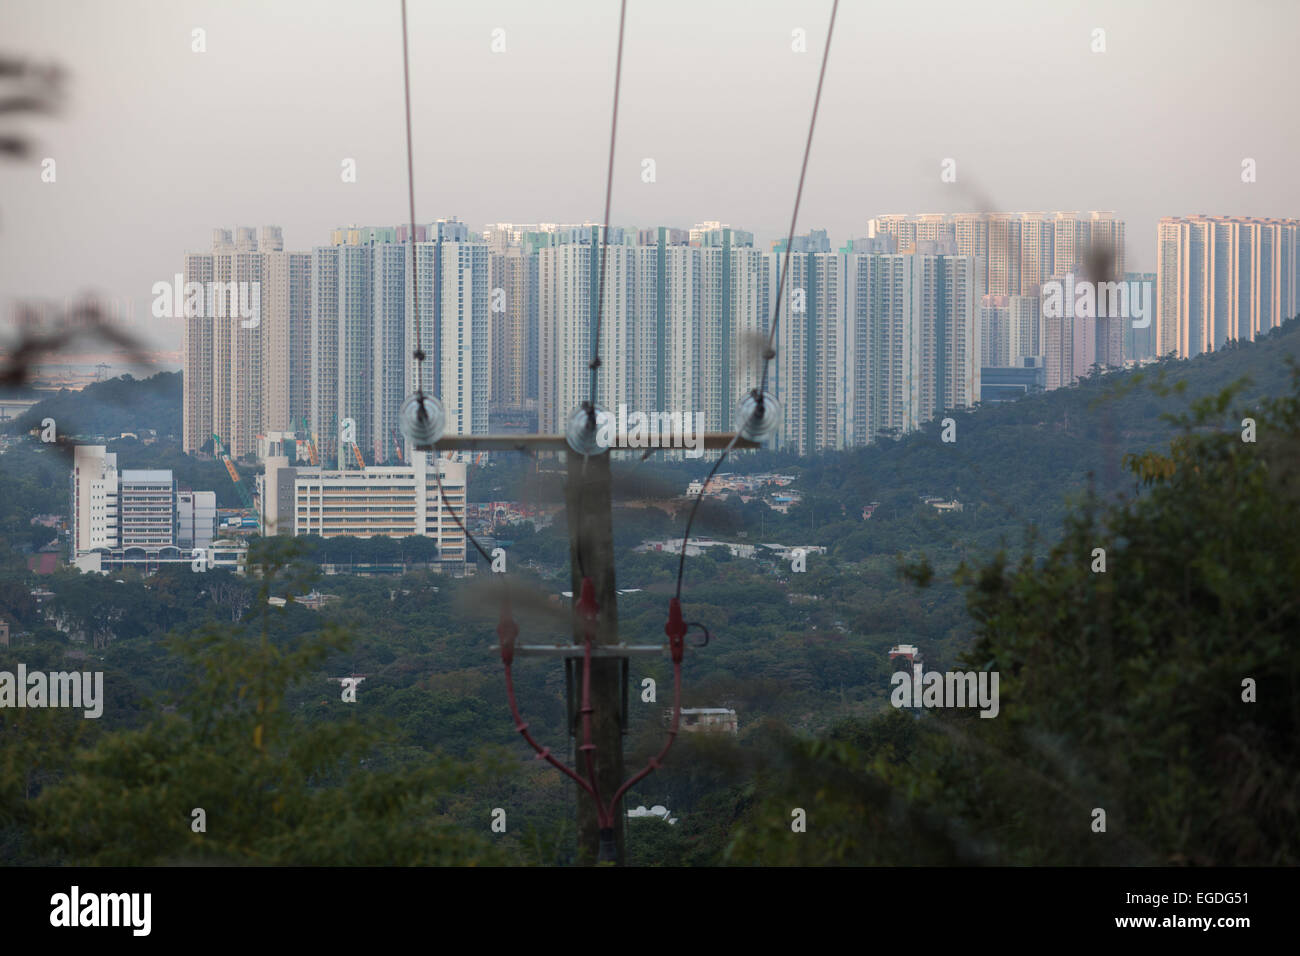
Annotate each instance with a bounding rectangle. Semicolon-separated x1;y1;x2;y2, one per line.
436;432;754;867
564;450;624;865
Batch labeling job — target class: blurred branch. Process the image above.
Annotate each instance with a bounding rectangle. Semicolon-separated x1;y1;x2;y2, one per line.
0;55;152;387
0;53;63;159
0;300;153;388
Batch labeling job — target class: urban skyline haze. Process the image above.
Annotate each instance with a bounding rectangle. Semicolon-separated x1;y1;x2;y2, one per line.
2;0;1298;356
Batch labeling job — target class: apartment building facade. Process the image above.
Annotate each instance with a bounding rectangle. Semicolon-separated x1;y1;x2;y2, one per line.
1156;216;1300;358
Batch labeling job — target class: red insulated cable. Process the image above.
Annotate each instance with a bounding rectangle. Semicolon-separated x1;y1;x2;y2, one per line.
607;598;688;812
580;634;611;827
503;661;598;799
609;655;681;813
497;589;696;840
575;578;609;826
498;598;597;799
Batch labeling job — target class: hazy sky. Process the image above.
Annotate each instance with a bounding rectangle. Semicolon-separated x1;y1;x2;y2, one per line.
2;0;1298;355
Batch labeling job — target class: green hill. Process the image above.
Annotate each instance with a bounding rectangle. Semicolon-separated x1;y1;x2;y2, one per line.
3;371;181;440
561;317;1300;565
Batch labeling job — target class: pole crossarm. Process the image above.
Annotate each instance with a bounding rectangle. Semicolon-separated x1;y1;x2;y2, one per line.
427;433;760;452
492;643;668;658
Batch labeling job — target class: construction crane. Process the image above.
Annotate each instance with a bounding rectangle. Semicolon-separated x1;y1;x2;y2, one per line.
390;428;404;463
350;441;365;469
211;433;256;512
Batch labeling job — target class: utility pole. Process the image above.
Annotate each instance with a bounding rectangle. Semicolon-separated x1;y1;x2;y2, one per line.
396;0;836;870
438;431;753;866
435;434;630;864
564;450;624;864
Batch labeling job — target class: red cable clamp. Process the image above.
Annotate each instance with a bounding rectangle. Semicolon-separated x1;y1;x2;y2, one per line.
665;598;686;664
497;597;519;665
576;576;600;640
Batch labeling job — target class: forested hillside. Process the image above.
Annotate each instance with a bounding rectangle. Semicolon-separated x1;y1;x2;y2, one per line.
3;371;181;440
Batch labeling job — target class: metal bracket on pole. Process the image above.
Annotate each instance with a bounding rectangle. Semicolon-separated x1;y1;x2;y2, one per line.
559;655;639;737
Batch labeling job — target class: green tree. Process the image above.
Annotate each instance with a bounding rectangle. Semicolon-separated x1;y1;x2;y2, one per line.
725;371;1300;865
34;540;504;865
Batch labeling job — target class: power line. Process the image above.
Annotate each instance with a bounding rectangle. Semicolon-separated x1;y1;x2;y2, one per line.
760;0;839;397
400;0;424;380
397;0;445;453
588;0;629;421
572;0;629;580
675;0;839;600
675;430;744;600
433;458;493;564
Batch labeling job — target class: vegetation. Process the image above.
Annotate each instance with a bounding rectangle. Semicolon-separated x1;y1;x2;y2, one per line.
3;371;181;440
2;322;1299;864
722;368;1300;865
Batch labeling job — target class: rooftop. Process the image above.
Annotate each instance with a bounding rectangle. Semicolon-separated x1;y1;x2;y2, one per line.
120;469;173;482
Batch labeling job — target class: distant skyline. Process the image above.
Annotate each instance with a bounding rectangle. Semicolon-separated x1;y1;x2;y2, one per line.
3;0;1299;355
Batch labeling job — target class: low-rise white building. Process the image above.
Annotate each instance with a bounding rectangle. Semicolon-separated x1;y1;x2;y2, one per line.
671;707;739;734
260;454;469;563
